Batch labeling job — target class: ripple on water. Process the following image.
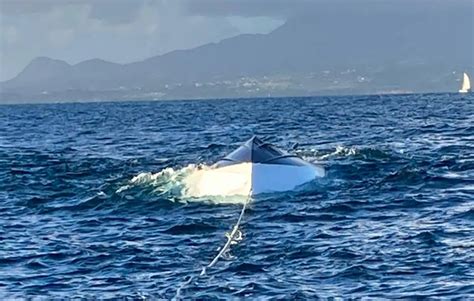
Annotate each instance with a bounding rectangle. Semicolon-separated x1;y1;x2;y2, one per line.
0;94;473;298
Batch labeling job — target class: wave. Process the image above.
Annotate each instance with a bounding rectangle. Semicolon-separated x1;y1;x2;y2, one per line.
296;145;357;161
297;145;400;163
118;165;196;195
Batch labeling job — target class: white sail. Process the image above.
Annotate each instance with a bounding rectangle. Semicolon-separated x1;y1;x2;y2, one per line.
459;72;471;93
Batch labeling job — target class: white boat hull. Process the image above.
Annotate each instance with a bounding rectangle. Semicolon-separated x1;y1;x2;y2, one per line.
185;162;324;197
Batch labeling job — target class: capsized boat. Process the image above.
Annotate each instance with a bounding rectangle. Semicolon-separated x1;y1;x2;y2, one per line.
459;72;471;93
185;136;325;197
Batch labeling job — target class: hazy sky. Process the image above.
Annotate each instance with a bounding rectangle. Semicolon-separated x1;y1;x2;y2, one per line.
0;0;287;81
0;0;471;81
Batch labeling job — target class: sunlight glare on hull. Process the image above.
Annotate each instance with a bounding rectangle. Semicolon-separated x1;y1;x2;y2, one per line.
184;136;325;197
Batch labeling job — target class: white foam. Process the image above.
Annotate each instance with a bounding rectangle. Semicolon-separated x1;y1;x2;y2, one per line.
116;164;249;204
297;145;357;161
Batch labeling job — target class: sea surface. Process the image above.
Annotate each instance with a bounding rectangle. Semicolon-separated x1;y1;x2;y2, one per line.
1;94;473;299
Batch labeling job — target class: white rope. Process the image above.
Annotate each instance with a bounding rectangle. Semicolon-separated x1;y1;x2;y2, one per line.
174;190;252;300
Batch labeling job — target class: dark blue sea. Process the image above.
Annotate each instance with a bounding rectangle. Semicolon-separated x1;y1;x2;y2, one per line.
1;94;473;299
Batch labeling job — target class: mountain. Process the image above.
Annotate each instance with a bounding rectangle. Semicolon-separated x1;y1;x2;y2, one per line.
1;2;473;103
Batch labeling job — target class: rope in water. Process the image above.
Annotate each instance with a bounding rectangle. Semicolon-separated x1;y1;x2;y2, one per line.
174;191;252;300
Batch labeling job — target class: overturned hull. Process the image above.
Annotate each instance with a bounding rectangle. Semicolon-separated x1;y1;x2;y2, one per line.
185;136;324;197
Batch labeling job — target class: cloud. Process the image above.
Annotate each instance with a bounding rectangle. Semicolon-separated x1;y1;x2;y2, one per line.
0;0;147;24
0;0;283;80
182;0;316;18
87;0;147;25
0;0;56;15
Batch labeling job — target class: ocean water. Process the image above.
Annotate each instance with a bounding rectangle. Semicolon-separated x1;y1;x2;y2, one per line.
0;94;473;299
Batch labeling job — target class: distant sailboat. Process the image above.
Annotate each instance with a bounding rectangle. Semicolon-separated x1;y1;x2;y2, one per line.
459;72;471;93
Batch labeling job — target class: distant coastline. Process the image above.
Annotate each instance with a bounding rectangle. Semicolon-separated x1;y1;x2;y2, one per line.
4;90;466;106
1;8;472;105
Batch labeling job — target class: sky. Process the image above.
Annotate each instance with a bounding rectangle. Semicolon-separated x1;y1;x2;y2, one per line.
0;0;286;81
0;0;471;82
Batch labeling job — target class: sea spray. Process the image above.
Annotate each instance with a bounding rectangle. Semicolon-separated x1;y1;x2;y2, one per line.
116;164;249;204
